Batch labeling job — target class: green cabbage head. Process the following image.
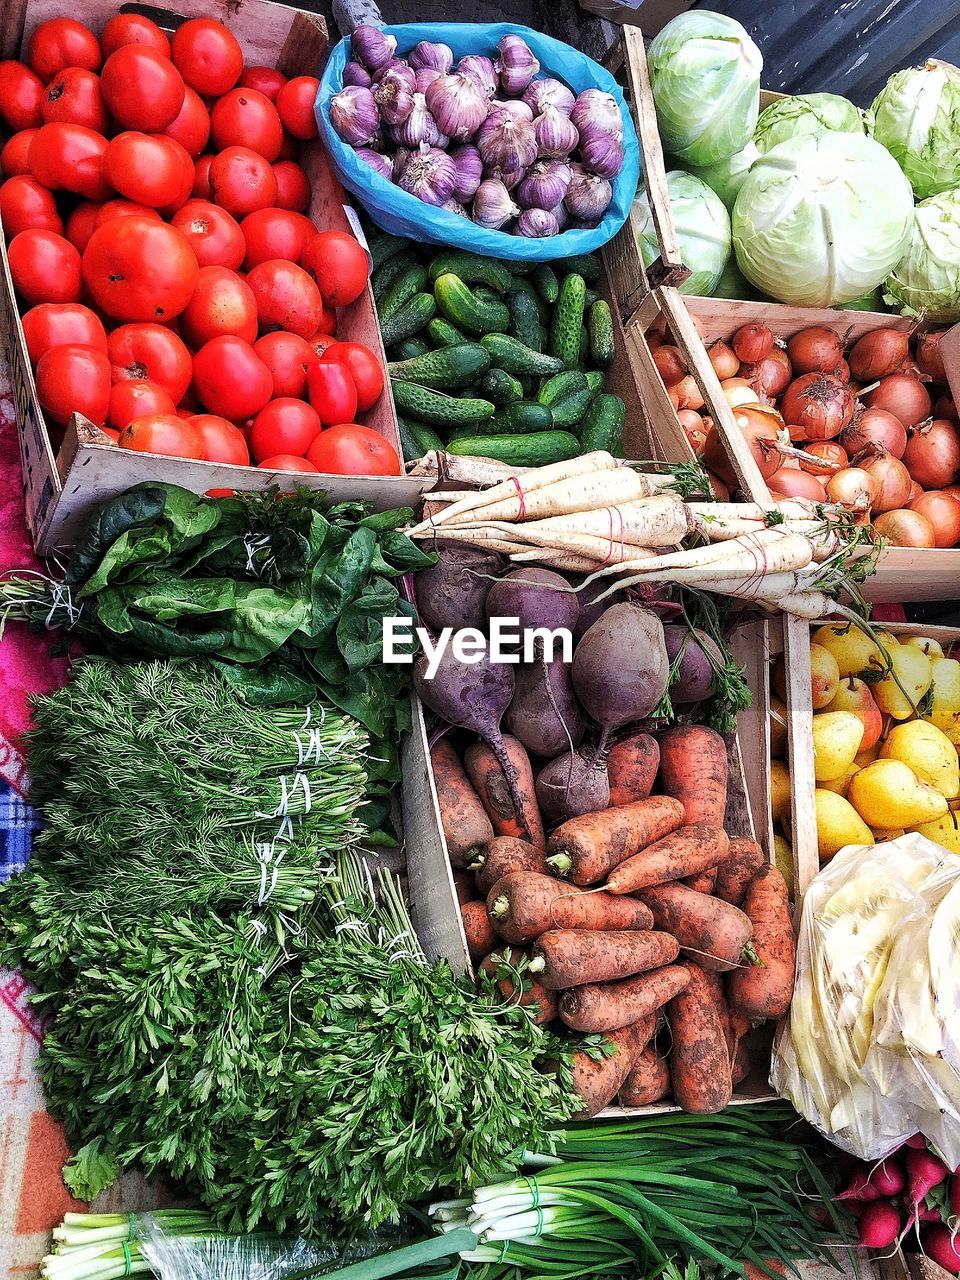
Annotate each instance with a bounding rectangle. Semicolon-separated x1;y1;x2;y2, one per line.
686;141;759;212
732;132;915;306
871;59;960;199
884;188;960;321
648;11;762;166
754;92;867;153
635;170;731;296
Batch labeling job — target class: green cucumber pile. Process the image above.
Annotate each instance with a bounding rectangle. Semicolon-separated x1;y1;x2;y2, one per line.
371;234;626;468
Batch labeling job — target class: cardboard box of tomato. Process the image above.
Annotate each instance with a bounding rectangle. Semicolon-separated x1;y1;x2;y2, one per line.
0;0;430;555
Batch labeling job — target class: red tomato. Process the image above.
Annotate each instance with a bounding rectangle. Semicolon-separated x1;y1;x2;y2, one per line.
83;216;199;323
306;421;400;475
118;411;203;458
29;123;110;199
192;335;273;421
277;130;297;160
276;76;320;140
192;154;214;199
94;198;162;229
1;129;37;177
208;145;278;216
314;305;337;336
101;14;171;59
240;207;314;269
247;259;323;338
171;19;242;97
103;132;194;210
63;200;99;250
0;61;44;130
171;198;243;269
162;85;210;159
181;264;257;346
248;397;321;461
253;332;313;399
22;301;106;364
257;453;318;472
108;322;192;400
272;160;310;212
100;426;120;442
306;359;357;426
8;228;81;305
189;413;249;464
210;88;283;161
301;230;368;308
239;66;286;101
319;341;382;412
305;328;337;359
107;378;176;431
28;19;101;82
0;174;62;235
41;67;109;132
36;342;111;425
100;45;185;131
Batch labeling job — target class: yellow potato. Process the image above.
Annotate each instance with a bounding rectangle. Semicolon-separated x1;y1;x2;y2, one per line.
813;711;864;782
881;720;960;799
815;789;875;862
848;759;949;830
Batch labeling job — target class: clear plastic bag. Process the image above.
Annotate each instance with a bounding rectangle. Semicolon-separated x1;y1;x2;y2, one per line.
772;832;960;1163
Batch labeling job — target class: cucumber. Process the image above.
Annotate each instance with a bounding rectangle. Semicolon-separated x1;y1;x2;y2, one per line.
580;394;625;455
378;263;428;323
519;373;537;398
379;292;436;348
510;277;549;323
538;371;589;408
551;385;595;429
434;273;510;335
393;338;430;361
556;253;601;283
427;251;513;294
372;249;417;303
370;232;409;270
532;264;559;304
577;324;590;370
508;260;535;276
480;333;564;377
397;416;444;461
537;323;549;350
391;380;494;427
388;343;490;389
585;370;606;395
588;299;615;368
507;288;543;351
447;430;580;466
478;368;524;405
583;288;601;307
427;317;466;348
484;402;554;436
550;272;587;370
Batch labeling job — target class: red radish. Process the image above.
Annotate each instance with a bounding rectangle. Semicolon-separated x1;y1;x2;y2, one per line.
836;1168;881;1203
870;1158;906;1197
857;1201;901;1248
950;1173;960;1217
925;1224;960;1274
903;1133;928;1149
906;1148;950;1224
917;1204;942;1223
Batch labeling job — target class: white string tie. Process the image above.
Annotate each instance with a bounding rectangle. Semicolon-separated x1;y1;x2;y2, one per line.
44;582;81;629
243;533;270;573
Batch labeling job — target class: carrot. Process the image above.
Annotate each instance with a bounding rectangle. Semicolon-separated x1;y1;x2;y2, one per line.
487;871;653;945
452;869;477;907
461;900;498;964
607;731;660;807
465;736;545;850
732;1037;751;1085
714;837;767;906
474;835;548;895
570;1016;653;1118
659;724;728;827
685;868;718;893
726;866;796;1019
545;795;685;885
559;963;691;1033
638;882;753;973
724;1008;751;1065
478;946;558;1025
605;824;730;894
431;739;494;868
619;1045;671;1107
668;963;733;1114
531;928;679;990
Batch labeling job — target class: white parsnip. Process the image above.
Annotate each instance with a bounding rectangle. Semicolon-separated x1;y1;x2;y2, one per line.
478;494;690;550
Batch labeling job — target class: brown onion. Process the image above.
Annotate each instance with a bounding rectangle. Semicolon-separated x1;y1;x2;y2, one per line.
832;357;852;383
935;393;958;422
703;406;780;486
802;441;848;475
916;331;947;384
902;419;960;489
873;508;936;548
653;344;686;386
741;347;792;399
672;375;704;411
678;408;706;453
787;326;844;374
650;313;703;341
646;332;664;353
780;373;854;441
908;480;923;502
908;490;960;548
860;453;913;512
721;376;764;409
943;483;960;503
768;467;826;502
864;374;931;427
707;339;739;380
848;328;911;381
732;322;774;364
707;472;731;500
840;407;907;460
826;467;877;510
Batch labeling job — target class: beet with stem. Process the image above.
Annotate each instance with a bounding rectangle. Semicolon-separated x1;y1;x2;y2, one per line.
415;545;504;632
572;603;670;754
536;748;610;824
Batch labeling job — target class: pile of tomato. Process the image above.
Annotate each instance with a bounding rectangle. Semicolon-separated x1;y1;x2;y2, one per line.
0;13;401;477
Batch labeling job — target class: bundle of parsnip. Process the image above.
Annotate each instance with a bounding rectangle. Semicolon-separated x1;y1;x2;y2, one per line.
410;452;875;619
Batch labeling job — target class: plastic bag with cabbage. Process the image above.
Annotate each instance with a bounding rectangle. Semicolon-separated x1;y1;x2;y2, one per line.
754;92;867;153
871;59;960;199
884;187;960;321
772;833;960;1165
732;131;914;306
648;11;762;166
635;170;730;295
